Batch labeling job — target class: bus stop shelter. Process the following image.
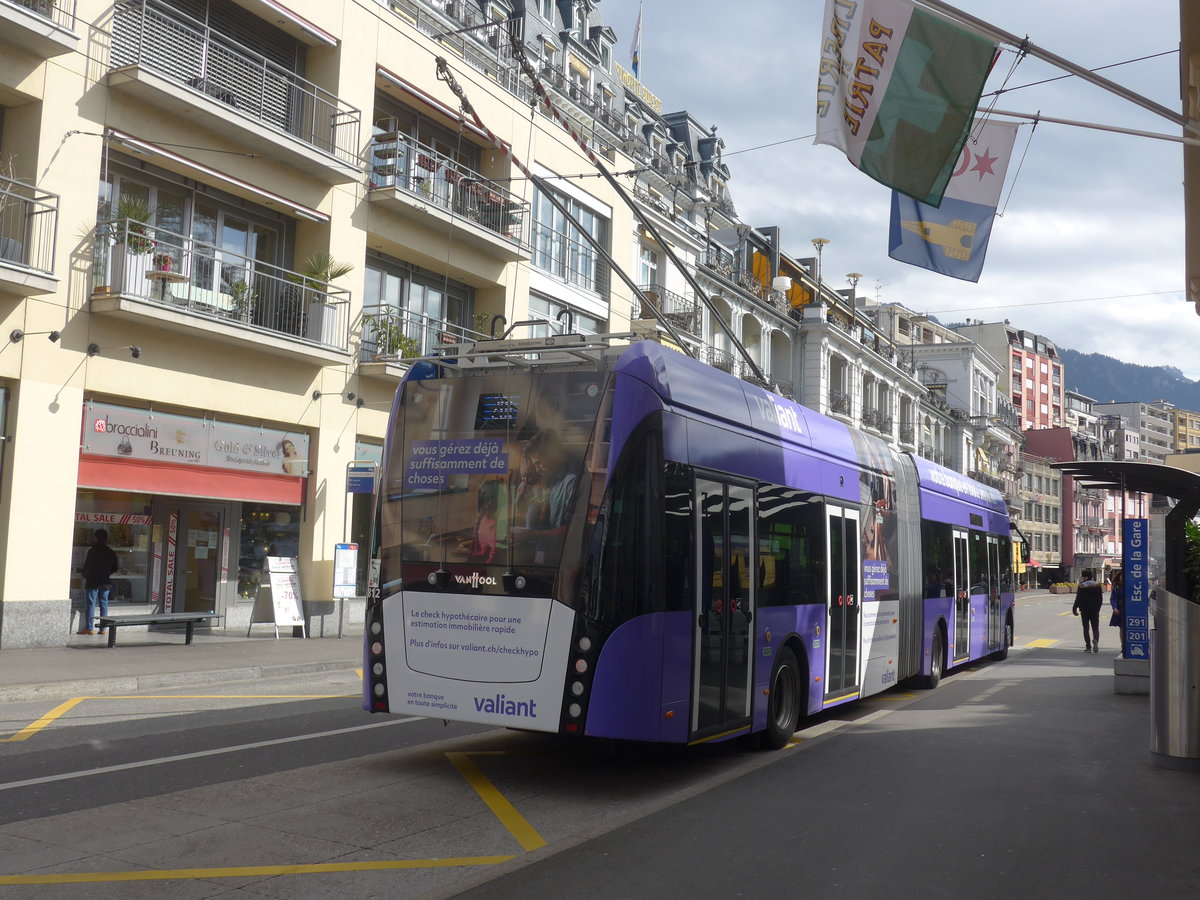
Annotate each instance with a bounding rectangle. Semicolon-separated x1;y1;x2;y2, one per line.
1051;460;1200;770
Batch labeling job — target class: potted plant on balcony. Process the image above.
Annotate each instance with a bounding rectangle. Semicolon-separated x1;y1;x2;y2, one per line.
364;311;419;360
229;280;257;323
96;195;156;295
289;252;353;344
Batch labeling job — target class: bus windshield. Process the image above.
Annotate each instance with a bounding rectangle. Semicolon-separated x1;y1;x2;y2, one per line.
384;368;606;573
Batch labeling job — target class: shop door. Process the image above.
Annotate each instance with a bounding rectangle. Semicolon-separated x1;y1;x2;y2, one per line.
692;477;755;740
825;506;862;699
165;504;226;615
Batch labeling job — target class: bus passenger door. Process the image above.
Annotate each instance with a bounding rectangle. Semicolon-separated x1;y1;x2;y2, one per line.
824;506;861;700
693;477;755;739
987;535;1002;650
953;530;970;663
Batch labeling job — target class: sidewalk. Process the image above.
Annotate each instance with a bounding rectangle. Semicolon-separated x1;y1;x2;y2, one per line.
2;589;1062;705
0;625;363;702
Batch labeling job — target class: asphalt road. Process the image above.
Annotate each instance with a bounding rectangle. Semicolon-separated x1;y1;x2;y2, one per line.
3;592;1188;899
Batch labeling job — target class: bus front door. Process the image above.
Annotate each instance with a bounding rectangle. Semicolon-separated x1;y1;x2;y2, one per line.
693;478;755;741
953;529;970;664
824;506;861;701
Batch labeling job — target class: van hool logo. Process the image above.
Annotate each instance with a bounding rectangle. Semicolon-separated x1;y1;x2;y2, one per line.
454;572;498;588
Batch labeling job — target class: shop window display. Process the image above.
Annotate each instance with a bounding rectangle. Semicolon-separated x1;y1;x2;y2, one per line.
238;504;301;599
72;490;152;605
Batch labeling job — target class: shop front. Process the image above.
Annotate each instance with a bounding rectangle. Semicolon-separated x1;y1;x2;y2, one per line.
74;402;309;627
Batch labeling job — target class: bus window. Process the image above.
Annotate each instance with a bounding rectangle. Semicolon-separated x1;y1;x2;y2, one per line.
969;531;988;596
757;484;824;607
663;462;693;612
921;521;953;598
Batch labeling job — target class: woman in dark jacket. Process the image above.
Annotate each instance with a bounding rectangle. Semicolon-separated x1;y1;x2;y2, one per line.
1109;569;1126;657
1072;568;1105;653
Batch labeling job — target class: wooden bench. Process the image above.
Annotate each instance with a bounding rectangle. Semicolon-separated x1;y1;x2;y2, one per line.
97;612;218;648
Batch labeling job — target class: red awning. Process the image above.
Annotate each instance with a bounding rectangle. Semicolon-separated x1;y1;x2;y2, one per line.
1027;559;1041;567
79;455;304;504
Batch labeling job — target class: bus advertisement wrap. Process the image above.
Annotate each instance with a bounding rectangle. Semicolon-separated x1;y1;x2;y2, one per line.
385;590;575;729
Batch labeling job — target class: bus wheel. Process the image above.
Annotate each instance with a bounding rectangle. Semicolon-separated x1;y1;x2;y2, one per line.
922;628;944;689
761;646;801;749
992;616;1013;661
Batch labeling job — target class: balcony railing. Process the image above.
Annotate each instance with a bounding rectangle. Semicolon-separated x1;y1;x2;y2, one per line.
700;245;735;277
94;218;350;350
13;0;77;29
0;174;58;274
707;346;735;373
359;304;485;362
636;283;700;335
368;129;526;243
862;407;894;432
829;389;852;416
769;378;793;399
110;0;361;165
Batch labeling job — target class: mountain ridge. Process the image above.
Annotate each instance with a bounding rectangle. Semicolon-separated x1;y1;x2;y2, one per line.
1057;347;1200;411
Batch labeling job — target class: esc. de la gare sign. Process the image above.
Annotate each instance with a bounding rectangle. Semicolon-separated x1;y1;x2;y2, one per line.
82;401;309;477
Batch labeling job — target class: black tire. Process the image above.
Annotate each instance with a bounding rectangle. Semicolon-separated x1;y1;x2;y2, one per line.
761;645;802;749
921;627;944;689
992;615;1013;661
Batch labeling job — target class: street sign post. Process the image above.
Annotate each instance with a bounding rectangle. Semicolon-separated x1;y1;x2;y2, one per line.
1124;518;1149;660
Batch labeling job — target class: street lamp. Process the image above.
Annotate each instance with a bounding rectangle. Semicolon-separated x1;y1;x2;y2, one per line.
846;272;863;304
811;237;829;305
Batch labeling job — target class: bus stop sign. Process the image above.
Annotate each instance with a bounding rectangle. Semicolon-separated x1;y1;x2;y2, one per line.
347;461;377;494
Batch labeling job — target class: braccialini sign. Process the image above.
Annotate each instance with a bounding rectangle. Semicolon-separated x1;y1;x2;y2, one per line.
82;401;310;477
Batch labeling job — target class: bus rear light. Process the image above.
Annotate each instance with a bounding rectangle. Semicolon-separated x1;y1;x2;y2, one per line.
373;683;386;697
570;681;584;696
568;703;582;718
574;658;588;674
372;662;384;677
578;636;592;652
564;722;579;733
371;642;383;656
373;700;388;710
370;620;382;636
664;710;674;719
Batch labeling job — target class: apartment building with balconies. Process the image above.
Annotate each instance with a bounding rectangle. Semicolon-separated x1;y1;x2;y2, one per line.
1092;400;1173;463
0;0;655;648
1167;404;1200;453
953;321;1064;431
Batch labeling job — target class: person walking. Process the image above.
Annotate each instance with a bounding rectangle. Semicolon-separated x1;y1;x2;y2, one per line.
79;528;119;636
1072;568;1105;653
1109;569;1126;657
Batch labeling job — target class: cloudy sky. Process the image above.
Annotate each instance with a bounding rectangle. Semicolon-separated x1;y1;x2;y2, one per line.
593;0;1197;380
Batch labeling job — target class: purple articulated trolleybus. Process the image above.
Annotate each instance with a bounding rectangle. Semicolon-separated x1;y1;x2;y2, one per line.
364;336;1014;749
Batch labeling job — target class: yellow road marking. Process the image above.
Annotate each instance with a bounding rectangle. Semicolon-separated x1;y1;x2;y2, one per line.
446;751;547;852
0;694;355;742
0;856;516;886
0;698;86;743
1025;638;1060;648
1057;610;1075;617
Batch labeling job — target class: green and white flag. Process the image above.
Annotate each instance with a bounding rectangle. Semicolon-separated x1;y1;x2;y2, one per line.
816;0;996;206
